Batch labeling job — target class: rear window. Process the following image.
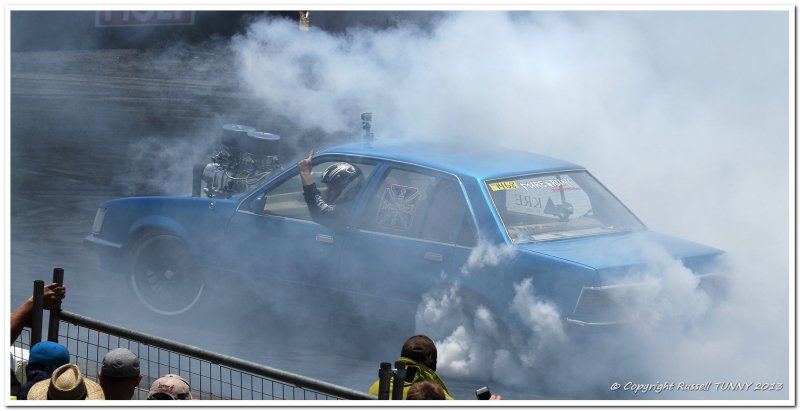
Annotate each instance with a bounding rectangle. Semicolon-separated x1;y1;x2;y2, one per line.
485;171;645;243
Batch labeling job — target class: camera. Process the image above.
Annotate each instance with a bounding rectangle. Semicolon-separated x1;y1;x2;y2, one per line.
475;386;492;400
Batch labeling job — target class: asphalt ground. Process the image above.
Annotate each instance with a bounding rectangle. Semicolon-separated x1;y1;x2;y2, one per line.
8;46;377;396
9;47;548;401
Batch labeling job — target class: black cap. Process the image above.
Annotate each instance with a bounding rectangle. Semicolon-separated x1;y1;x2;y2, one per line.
401;335;437;371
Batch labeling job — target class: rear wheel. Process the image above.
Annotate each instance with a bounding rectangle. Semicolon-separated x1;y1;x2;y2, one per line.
129;234;204;315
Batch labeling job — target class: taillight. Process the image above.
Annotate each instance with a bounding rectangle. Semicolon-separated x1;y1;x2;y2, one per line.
572;283;632;318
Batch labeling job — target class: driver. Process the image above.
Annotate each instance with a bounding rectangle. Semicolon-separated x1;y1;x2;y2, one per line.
298;149;364;228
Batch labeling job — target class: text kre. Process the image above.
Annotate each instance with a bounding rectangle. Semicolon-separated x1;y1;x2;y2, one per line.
514;194;542;209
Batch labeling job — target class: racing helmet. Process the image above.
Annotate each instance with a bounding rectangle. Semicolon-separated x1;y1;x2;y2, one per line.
321;162;363;202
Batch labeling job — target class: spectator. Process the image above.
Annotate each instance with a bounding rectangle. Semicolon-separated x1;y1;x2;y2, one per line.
10;282;66;344
11;347;28;386
10;283;65;400
98;348;142;400
17;341;71;400
10;354;21;399
298;149;364;228
147;374;193;400
26;363;104;400
406;380;446;400
368;335;454;400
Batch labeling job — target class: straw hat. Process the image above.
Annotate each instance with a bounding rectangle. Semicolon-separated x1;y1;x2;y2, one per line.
27;363;105;400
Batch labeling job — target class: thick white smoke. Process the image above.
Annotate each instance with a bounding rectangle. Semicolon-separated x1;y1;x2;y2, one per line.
227;10;790;400
125;137;200;196
460;242;516;275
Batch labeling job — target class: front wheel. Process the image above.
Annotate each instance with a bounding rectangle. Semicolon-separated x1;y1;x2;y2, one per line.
129;234;204;315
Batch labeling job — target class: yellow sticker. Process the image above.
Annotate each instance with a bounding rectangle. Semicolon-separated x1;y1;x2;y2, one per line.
489;181;518;191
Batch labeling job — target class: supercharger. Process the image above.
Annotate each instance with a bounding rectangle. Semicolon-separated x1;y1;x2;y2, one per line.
192;124;283;198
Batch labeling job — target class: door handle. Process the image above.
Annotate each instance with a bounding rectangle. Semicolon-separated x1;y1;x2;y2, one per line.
424;252;443;263
315;234;334;244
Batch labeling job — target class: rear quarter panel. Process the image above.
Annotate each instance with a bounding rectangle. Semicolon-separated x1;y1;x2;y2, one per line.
456;248;598;326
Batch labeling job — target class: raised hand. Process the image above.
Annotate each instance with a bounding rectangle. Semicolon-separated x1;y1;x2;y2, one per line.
299;149;315;185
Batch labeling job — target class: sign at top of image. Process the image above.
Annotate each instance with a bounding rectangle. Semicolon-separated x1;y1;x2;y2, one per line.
95;11;195;27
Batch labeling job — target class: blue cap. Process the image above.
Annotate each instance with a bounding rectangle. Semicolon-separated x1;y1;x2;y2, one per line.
28;342;70;368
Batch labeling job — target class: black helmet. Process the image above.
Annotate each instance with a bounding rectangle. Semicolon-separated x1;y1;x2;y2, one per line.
321;162;363;202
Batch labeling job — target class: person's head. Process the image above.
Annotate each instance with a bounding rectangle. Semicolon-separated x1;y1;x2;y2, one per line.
18;343;70;400
26;363;105;400
321;162;363;203
28;341;70;370
401;335;437;371
147;374;193;400
98;348;142;400
406;381;446;400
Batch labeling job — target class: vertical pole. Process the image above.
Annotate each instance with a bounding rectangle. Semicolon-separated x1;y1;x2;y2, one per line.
377;362;392;400
391;361;406;400
47;267;64;342
192;163;205;197
30;280;44;346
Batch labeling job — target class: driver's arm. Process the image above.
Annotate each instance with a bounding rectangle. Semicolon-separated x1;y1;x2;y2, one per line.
299;150;314;186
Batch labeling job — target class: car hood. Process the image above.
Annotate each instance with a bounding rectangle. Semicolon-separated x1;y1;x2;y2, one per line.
517;230;724;283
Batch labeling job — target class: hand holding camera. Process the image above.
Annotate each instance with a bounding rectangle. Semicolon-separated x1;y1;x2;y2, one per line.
475;386;502;400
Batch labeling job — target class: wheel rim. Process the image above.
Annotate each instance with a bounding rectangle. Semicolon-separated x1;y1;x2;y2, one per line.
130;235;204;315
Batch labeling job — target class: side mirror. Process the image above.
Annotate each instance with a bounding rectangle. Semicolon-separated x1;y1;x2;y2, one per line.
250;194;266;213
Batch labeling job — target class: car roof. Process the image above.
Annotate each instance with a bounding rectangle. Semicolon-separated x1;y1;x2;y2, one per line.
320;140;585;180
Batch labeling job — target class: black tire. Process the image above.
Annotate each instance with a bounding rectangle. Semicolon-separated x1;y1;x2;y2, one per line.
129;234;204;315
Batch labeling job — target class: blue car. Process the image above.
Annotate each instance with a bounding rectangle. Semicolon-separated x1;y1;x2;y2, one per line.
84;141;726;335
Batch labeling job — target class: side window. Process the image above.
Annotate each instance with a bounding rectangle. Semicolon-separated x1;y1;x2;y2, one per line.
359;168;437;238
456;215;477;247
421;178;471;244
358;168;472;245
260;160;375;220
261;172;312;220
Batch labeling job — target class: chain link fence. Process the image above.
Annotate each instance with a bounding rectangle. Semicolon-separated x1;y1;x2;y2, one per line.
11;308;374;401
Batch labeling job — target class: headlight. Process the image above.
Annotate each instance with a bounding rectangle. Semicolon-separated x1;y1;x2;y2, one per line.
91;207;107;234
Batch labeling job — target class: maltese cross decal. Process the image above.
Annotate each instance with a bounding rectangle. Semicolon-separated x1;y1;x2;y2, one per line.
376;184;420;231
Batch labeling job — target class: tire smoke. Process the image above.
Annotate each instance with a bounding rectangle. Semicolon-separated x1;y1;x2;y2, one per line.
225;10;791;400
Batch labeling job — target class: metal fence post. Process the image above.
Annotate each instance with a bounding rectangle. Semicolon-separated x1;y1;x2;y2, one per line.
30;280;44;346
47;267;64;342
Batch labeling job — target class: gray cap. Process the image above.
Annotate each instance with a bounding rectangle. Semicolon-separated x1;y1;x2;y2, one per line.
101;348;140;378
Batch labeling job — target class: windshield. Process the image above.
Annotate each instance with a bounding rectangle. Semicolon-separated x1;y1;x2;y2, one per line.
485;171;645;243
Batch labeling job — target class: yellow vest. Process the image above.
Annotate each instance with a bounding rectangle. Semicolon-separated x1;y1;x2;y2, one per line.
368;357;454;400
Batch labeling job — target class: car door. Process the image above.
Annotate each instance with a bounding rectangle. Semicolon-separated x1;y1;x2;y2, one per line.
337;165;475;330
223;157;376;292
